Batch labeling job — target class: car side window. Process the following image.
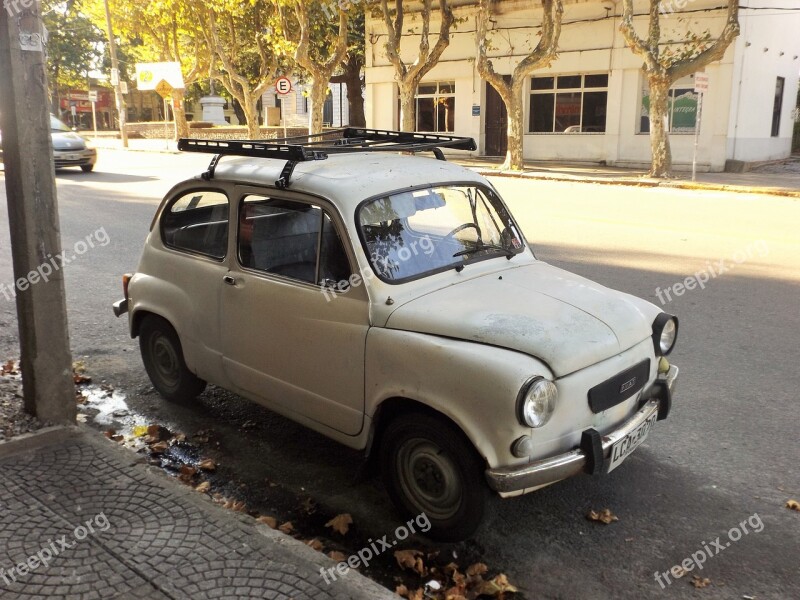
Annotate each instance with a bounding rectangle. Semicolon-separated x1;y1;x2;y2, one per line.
162;190;229;260
239;195;351;287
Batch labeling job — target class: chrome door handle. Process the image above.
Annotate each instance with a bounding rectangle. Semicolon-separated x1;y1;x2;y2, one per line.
223;275;236;286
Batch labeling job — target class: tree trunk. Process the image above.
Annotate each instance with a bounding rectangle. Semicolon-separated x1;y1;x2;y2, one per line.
398;81;416;132
344;69;365;127
647;75;673;178
241;98;261;139
308;79;328;135
172;88;189;140
503;82;525;171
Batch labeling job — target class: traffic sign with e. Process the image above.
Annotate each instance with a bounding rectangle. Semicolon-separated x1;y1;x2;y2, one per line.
275;77;292;95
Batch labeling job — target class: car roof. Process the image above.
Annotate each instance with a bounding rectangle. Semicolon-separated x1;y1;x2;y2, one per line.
210;152;488;208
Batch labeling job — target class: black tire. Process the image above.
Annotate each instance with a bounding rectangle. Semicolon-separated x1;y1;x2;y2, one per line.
139;315;206;402
380;412;489;542
80;164;94;172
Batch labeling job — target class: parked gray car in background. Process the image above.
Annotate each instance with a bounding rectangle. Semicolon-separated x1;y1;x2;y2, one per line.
0;114;97;172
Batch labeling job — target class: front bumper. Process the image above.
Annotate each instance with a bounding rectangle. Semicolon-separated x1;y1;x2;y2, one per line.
112;298;128;317
53;148;96;168
486;365;678;494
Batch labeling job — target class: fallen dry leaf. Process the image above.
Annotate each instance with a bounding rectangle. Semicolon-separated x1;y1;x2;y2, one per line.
198;458;216;471
691;575;711;588
475;573;518;595
278;521;294;534
328;551;347;562
73;373;92;385
222;498;247;512
395;585;409;598
179;465;197;483
305;538;323;551
394;549;426;576
587;508;619;524
301;497;316;514
195;481;211;493
325;513;353;535
256;516;277;529
466;562;488;577
149;441;169;454
1;360;17;375
786;499;800;511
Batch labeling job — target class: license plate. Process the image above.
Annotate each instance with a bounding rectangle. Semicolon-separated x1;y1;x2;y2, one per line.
606;412;657;473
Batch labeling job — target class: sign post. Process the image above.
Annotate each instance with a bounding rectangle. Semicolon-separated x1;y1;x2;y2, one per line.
89;89;98;138
692;72;708;182
135;62;185;146
275;77;292;139
155;79;174;150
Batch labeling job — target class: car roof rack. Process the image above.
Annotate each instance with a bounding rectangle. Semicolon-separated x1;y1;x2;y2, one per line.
178;128;477;188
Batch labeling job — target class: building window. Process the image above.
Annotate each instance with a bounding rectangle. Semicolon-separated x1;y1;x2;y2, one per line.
416;81;455;132
529;74;608;133
640;79;697;134
771;77;785;137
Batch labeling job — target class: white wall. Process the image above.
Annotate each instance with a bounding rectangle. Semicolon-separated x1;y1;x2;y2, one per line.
365;0;798;170
725;0;800;163
262;80;352;128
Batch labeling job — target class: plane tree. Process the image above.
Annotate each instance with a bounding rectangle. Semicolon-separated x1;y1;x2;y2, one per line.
620;0;740;177
476;0;563;171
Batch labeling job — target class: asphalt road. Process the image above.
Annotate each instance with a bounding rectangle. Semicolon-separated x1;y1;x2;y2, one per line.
0;151;798;599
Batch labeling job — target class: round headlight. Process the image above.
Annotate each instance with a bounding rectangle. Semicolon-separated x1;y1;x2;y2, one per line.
652;313;679;356
517;378;558;428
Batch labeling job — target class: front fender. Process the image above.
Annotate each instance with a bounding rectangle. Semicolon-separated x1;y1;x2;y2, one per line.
365;328;553;469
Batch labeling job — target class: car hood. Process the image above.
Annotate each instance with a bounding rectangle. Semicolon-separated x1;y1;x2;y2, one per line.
384;262;659;377
51;132;87;150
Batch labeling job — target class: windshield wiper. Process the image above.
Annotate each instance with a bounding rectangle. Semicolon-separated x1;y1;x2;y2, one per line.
453;242;515;260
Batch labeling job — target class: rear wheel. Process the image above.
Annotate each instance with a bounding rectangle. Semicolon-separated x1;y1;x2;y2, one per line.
139;315;205;402
380;412;489;542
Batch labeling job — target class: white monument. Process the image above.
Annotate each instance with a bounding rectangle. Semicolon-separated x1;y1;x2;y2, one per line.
200;80;227;125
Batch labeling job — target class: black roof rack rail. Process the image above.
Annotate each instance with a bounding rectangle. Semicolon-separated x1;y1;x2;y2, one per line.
178;128;476;187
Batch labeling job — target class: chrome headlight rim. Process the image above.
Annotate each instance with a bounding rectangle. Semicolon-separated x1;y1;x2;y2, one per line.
516;376;558;429
652;313;679;356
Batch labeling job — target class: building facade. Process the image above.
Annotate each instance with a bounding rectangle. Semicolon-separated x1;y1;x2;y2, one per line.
364;0;800;171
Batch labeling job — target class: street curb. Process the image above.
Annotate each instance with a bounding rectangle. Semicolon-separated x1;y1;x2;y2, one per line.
476;169;800;198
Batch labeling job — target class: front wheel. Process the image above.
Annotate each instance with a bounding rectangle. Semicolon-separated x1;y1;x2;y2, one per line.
139;315;206;402
80;164;94;172
380;413;489;542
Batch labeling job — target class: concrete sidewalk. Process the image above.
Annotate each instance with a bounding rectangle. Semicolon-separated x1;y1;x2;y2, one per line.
457;156;800;198
0;427;396;600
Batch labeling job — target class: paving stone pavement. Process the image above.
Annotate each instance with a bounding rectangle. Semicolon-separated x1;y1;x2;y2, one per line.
0;427;397;600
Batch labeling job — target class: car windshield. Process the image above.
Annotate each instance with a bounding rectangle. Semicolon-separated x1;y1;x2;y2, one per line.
357;184;525;282
50;115;72;132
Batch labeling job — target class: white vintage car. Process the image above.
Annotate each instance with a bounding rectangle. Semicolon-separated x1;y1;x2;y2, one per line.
114;130;678;541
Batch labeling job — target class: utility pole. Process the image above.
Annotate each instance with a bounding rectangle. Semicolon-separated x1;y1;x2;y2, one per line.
0;3;76;423
103;0;128;147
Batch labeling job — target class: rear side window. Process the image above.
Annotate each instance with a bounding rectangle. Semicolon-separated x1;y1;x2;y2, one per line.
239;195;351;286
162;190;229;259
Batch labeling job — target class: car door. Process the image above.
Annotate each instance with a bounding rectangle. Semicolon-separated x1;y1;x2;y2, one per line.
219;189;369;437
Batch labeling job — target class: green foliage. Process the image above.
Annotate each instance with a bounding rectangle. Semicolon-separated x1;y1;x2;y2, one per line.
43;1;104;90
